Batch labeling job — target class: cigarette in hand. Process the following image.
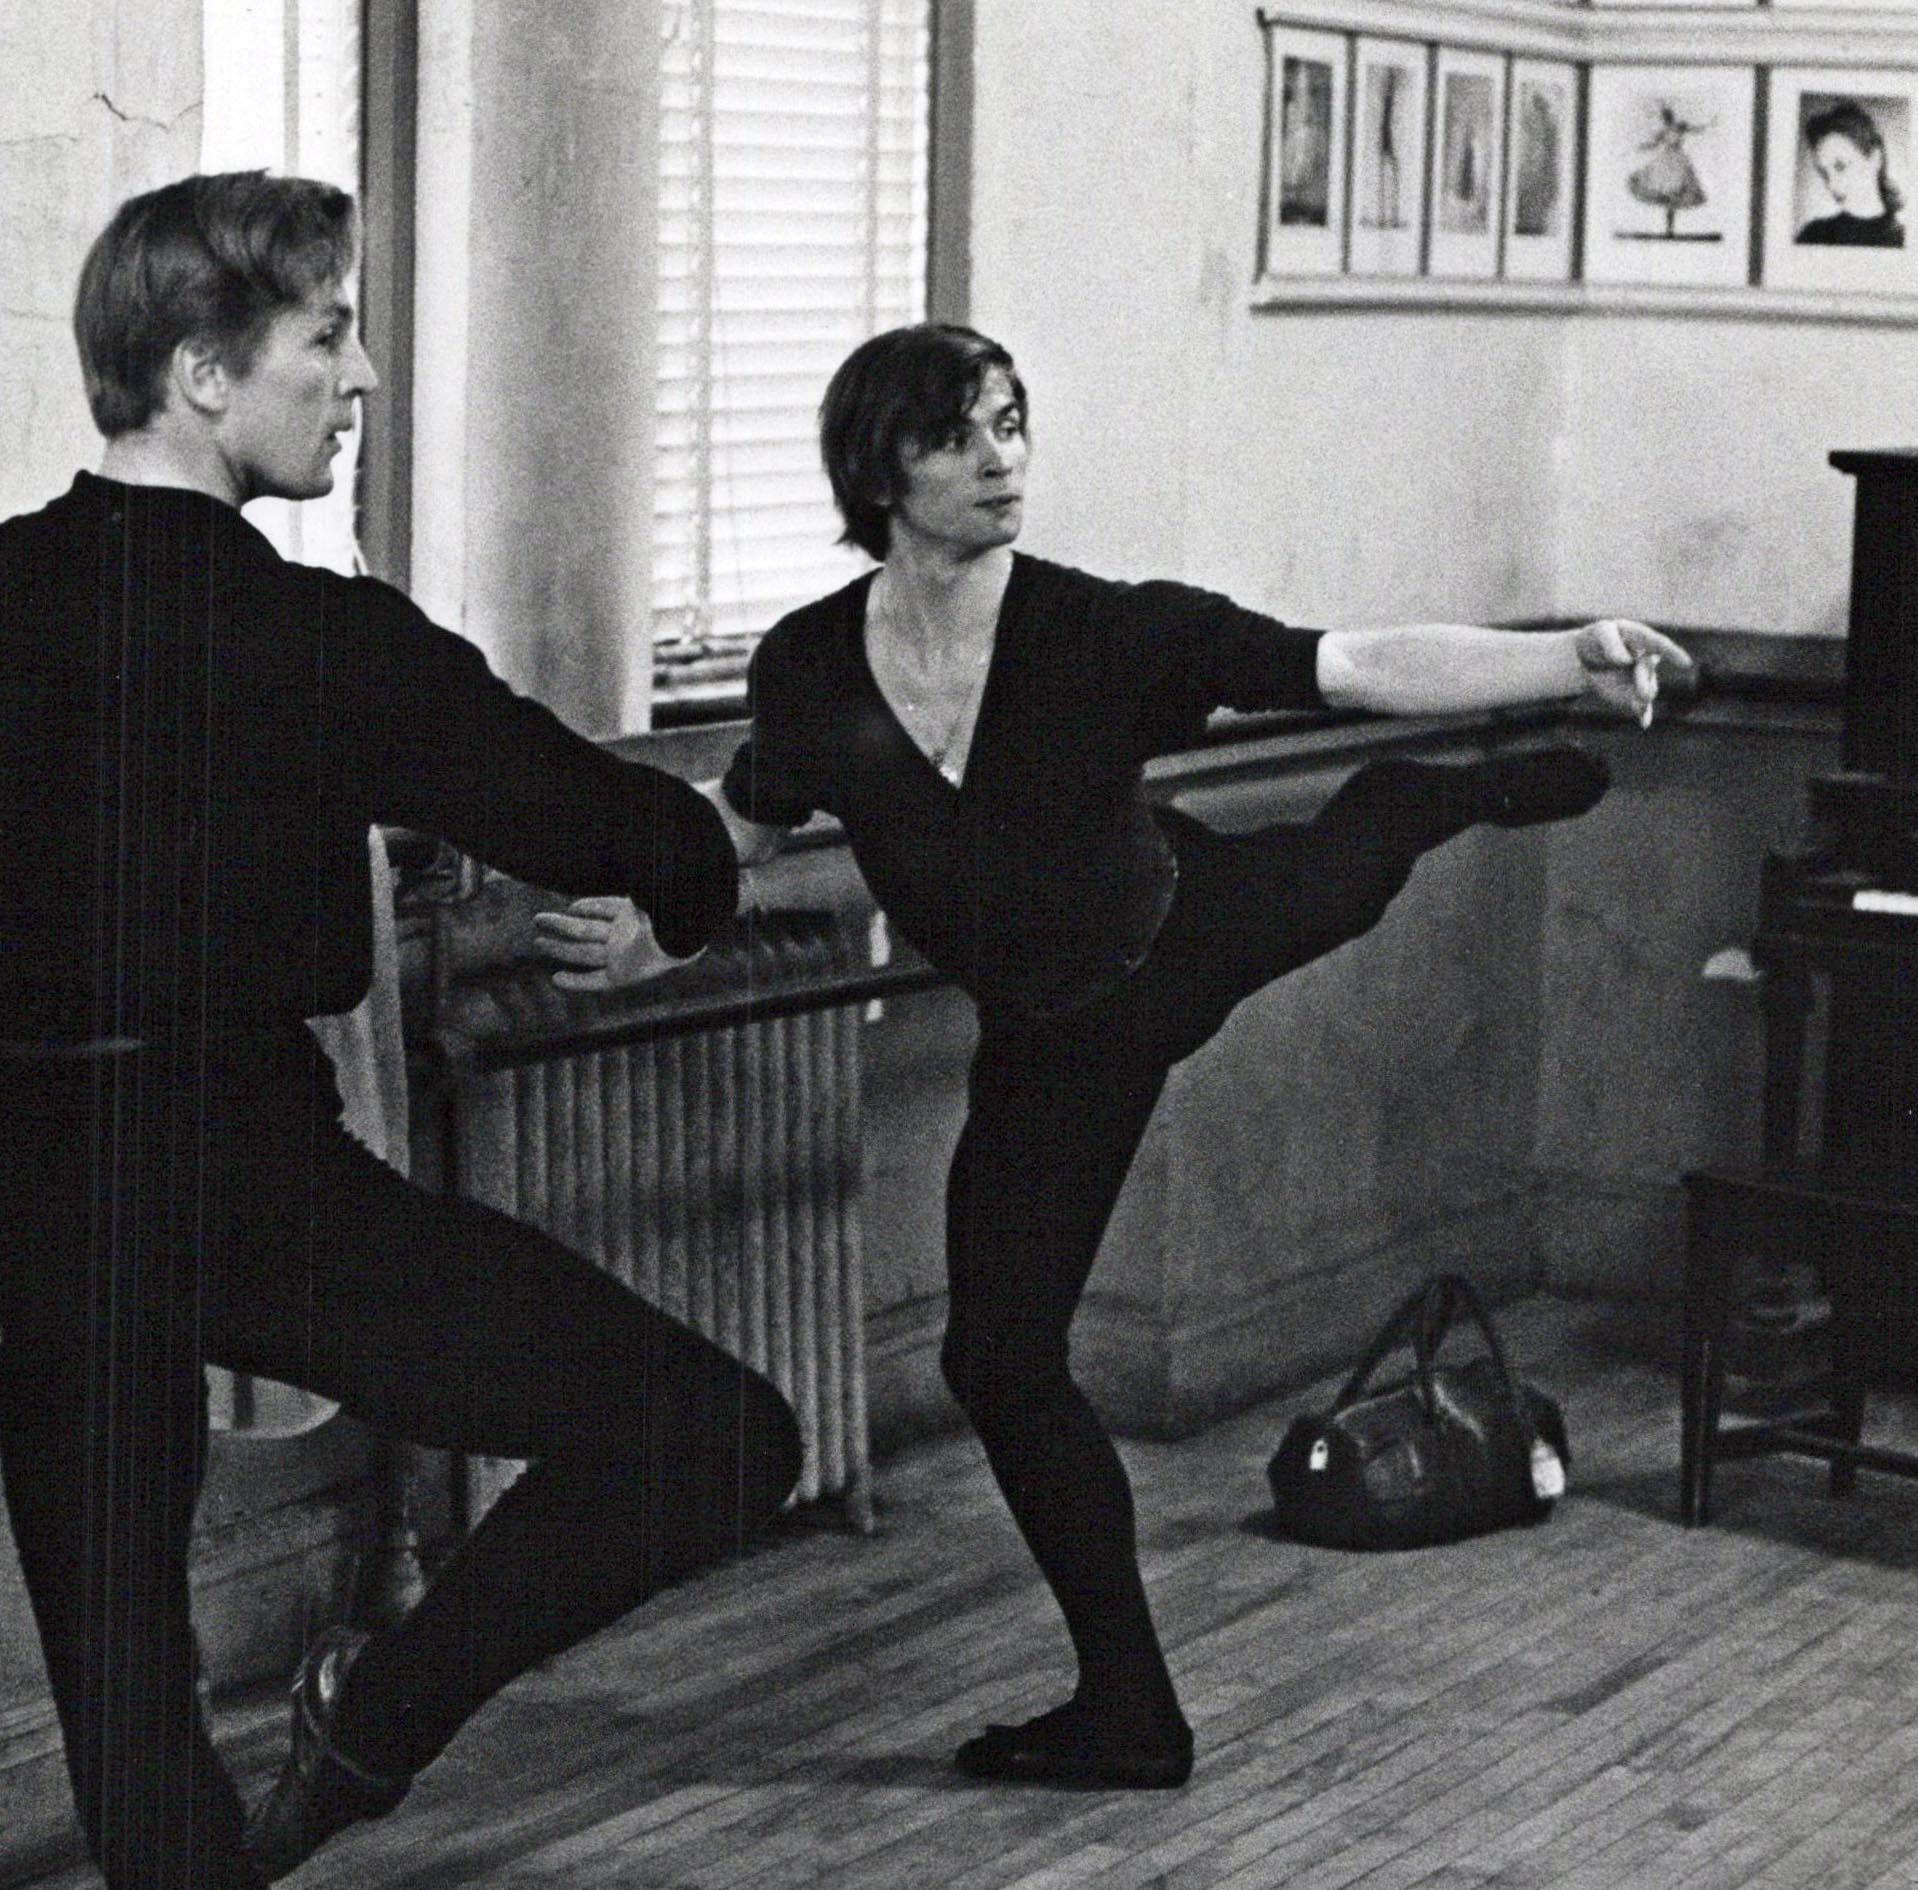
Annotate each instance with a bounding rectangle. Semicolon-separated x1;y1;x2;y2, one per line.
1634;654;1658;729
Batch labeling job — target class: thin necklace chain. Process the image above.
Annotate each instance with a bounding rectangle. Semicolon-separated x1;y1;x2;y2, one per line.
870;578;994;784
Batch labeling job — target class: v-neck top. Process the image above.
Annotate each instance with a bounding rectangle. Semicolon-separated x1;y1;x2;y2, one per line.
723;552;1325;1018
0;473;737;1046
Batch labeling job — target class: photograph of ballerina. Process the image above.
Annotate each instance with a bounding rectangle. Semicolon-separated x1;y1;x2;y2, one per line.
1438;70;1495;234
1792;92;1907;249
1351;37;1429;276
1586;65;1754;286
1504;60;1579;282
1763;66;1918;295
1625;102;1719;242
1279;52;1336;229
1429;46;1506;277
1262;22;1349;275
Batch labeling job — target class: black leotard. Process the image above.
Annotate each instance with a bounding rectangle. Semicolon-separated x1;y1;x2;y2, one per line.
723;552;1325;1016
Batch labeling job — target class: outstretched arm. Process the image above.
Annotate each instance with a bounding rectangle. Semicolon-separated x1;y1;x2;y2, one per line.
1317;619;1693;726
534;780;791;992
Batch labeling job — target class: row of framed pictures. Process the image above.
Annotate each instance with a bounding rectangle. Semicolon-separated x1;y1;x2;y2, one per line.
1262;20;1918;297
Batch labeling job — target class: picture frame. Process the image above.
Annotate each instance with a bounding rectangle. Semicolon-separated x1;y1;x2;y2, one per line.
1583;64;1754;288
1762;67;1918;297
1263;22;1350;277
1428;46;1507;279
1504;59;1580;283
1349;38;1430;277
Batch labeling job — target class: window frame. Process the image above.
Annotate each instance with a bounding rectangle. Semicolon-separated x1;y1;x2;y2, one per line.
358;0;419;591
352;0;971;717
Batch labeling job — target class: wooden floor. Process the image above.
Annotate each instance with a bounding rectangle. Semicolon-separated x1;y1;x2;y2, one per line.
34;1297;1918;1889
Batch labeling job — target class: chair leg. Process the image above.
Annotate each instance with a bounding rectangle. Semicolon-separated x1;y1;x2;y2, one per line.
1681;1185;1738;1528
1827;1313;1868;1502
1695;1331;1727;1526
1680;1323;1708;1525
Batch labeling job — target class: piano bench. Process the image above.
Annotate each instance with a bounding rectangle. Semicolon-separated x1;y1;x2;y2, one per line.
1680;1166;1918;1525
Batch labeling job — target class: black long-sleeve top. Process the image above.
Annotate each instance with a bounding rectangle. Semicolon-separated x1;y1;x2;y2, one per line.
723;552;1325;1017
0;474;736;1048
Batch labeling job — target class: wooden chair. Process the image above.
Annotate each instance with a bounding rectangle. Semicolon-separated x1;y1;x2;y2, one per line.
1680;1166;1918;1524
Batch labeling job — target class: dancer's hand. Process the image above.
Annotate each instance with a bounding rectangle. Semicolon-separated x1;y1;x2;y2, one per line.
535;896;693;990
1574;620;1693;728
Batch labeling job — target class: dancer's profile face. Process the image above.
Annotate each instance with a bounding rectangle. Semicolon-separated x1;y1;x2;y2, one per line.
1813;130;1883;214
211;277;378;505
886;365;1028;558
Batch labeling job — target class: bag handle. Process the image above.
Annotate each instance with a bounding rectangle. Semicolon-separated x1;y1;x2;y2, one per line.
1331;1276;1447;1413
1332;1272;1534;1437
1417;1272;1536;1437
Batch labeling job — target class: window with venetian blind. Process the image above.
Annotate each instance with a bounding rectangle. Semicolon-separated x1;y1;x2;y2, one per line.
654;0;933;707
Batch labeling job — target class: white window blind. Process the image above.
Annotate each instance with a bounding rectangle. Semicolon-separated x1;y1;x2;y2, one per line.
655;0;931;701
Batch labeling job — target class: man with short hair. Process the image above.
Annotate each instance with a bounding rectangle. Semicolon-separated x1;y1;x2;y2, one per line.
0;171;801;1889
554;321;1693;1791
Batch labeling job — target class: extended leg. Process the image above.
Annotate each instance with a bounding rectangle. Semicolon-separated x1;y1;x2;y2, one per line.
1282;746;1609;966
212;1108;801;1871
1148;745;1610;1032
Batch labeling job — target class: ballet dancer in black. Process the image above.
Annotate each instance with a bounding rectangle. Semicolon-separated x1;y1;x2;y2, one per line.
543;322;1690;1790
0;172;800;1889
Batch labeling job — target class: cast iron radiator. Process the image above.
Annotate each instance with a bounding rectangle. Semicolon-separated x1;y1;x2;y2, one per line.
422;907;875;1532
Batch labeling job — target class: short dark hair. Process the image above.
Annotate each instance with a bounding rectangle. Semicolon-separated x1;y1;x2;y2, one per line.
73;171;358;437
818;323;1026;561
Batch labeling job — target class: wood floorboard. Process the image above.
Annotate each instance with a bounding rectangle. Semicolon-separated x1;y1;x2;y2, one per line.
25;1297;1918;1888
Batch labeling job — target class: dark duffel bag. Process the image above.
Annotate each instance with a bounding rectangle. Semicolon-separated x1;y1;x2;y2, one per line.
1267;1273;1569;1551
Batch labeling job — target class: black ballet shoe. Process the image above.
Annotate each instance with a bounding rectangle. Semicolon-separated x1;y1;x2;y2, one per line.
1480;745;1610;828
954;1700;1195;1790
244;1627;412;1882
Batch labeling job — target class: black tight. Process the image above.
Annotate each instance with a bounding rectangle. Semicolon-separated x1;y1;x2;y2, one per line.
0;1035;801;1889
940;751;1574;1734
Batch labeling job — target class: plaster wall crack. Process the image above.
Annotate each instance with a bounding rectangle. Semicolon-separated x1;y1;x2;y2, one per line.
91;92;202;133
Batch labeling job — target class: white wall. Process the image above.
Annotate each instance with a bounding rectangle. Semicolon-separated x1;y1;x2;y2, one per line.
968;0;1906;640
1554;318;1918;635
0;0;203;520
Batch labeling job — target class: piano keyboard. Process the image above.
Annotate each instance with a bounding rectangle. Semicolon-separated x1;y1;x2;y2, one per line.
1852;888;1918;916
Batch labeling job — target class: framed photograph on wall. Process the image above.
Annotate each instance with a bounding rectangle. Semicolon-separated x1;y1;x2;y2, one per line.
1428;46;1507;278
1504;59;1579;282
1350;38;1429;276
1584;64;1754;287
1763;68;1918;296
1263;22;1350;276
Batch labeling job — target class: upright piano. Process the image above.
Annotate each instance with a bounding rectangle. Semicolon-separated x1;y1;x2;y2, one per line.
1681;449;1918;1523
1756;452;1918;1191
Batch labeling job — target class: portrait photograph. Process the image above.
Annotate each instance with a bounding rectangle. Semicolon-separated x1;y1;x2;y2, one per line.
1428;46;1507;279
1763;69;1918;297
1263;22;1350;276
1584;64;1755;288
1349;37;1430;277
1504;59;1580;283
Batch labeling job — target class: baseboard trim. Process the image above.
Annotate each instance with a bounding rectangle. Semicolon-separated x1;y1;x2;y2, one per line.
1074;1187;1542;1437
